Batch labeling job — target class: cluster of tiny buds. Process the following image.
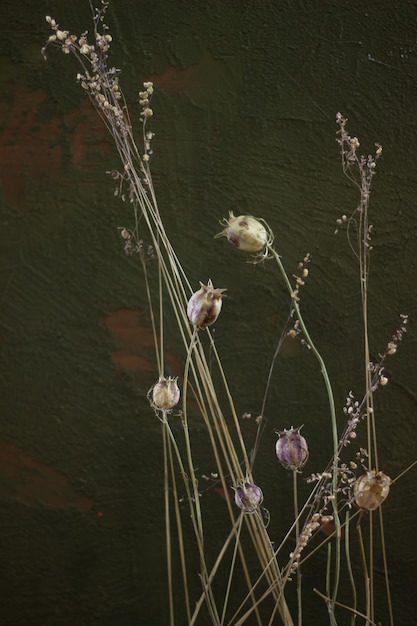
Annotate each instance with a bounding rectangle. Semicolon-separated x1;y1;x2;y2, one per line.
355;447;369;468
306;471;333;484
118;228;154;258
366;362;389;390
336;112;382;168
287;319;301;340
288;513;333;574
138;83;155;162
45;16;112;55
241;412;263;425
334;213;347;235
385;313;408;356
118;228;143;255
43;10;131;135
338;314;409;444
340;390;363;445
201;472;219;482
336;112;383;241
44;16;76;55
139;82;154;108
337;462;357;498
290;253;310;302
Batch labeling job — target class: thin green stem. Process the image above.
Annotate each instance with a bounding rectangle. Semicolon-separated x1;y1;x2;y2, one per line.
293;471;302;626
162;421;175;626
270;247;342;614
344;511;357;626
220;514;243;625
378;506;394;626
165;420;192;623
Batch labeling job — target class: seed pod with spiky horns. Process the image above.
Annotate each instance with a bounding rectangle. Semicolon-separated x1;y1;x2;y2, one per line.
187;280;226;328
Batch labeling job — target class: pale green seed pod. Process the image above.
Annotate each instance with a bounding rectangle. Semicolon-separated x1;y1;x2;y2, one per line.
354;470;391;511
215;212;272;253
150;376;180;410
187;280;226;328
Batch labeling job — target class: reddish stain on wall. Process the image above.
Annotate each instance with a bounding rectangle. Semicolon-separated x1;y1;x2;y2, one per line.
147;51;231;104
0;441;92;511
0;85;107;206
103;308;181;374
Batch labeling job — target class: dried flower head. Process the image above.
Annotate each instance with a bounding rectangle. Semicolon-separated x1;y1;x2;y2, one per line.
234;481;263;513
288;513;332;574
275;426;309;471
215;212;274;258
148;376;180;411
354;470;391;511
187;280;226;328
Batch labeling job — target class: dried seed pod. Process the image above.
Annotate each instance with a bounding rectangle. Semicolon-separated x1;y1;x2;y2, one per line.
275;426;309;470
234;481;263;513
149;376;180;410
354;470;391;511
215;212;272;253
187;280;226;328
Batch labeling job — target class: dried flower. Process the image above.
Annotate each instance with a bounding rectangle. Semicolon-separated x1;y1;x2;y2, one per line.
275;426;309;470
354;470;391;510
187;280;226;328
234;481;263;513
149;376;180;411
215;212;273;254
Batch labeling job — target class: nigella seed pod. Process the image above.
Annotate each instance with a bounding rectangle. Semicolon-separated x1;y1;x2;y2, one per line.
187;279;226;328
234;481;263;514
354;470;391;511
275;426;309;470
215;212;273;254
149;376;180;411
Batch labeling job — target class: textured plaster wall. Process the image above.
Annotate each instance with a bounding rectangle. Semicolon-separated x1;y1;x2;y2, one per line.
0;0;417;624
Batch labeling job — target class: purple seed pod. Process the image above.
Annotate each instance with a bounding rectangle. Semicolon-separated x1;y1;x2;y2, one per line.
275;426;309;471
150;376;180;410
187;280;226;328
234;481;263;513
354;470;391;511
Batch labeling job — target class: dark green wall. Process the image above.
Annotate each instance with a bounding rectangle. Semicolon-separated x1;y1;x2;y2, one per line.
1;0;417;624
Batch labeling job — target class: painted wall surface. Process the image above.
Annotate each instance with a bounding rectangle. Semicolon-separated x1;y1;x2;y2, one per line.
1;0;417;624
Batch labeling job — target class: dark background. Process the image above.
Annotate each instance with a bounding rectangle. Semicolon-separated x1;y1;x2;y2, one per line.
1;0;416;624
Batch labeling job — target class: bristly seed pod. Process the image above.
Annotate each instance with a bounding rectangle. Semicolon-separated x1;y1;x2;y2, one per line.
234;481;263;514
354;470;391;511
149;376;180;411
215;211;273;254
187;279;226;328
275;426;309;471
